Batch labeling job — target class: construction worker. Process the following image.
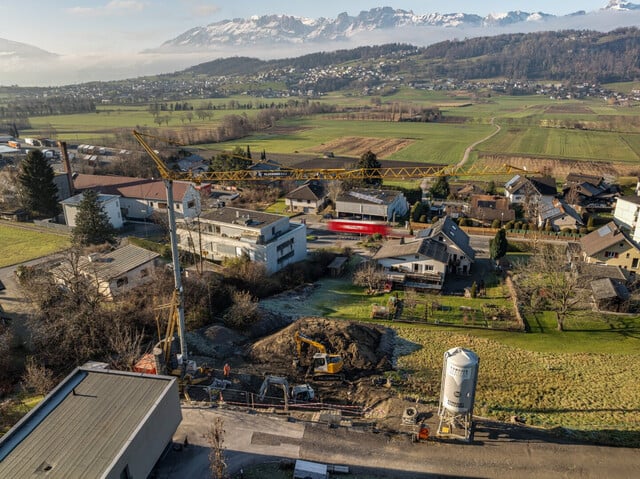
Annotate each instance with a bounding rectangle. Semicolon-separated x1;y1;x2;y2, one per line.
223;363;231;378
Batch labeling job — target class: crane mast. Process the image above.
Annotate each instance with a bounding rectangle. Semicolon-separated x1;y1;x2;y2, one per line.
133;130;188;365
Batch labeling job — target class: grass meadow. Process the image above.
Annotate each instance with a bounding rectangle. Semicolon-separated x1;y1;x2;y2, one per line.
0;223;70;267
260;275;640;445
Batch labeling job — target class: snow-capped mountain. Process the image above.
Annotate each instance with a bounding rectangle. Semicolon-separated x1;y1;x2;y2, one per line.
604;0;640;10
157;7;560;51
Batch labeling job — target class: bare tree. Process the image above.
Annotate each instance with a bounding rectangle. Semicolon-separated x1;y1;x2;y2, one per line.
352;260;386;294
207;417;227;479
511;243;586;331
223;290;260;330
21;357;56;396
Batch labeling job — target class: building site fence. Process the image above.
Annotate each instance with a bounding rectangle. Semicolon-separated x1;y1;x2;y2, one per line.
185;385;366;417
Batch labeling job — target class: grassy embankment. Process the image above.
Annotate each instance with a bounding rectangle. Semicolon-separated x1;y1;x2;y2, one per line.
0;223;70;268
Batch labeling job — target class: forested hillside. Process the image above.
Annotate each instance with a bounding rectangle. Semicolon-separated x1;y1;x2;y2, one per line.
185;28;640;84
418;28;640;82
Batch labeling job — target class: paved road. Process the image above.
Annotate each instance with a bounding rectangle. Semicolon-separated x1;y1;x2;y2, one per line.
153;407;640;478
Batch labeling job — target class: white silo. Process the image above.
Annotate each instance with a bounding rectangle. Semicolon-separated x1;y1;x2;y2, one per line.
436;347;479;442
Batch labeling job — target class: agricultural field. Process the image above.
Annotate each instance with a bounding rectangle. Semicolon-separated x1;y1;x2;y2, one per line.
217;118;493;164
0;223;69;268
478;126;640;163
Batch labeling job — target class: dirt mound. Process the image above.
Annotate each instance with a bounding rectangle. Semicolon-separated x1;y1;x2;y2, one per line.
248;318;394;379
308;136;414;159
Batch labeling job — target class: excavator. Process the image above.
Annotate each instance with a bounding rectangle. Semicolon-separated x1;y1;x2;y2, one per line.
258;375;315;411
293;331;344;380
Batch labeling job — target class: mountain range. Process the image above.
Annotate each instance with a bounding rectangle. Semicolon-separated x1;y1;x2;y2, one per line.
157;1;640;52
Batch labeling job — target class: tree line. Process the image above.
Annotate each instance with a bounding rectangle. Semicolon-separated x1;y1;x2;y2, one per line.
0;97;96;119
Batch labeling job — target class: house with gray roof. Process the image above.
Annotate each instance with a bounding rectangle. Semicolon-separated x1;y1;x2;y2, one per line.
537;197;583;231
417;216;475;274
177;206;306;274
0;363;181;479
580;221;640;272
51;244;160;299
285;181;327;213
373;237;449;290
336;188;409;222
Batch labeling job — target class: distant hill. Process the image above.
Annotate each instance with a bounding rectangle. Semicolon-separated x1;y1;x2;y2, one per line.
182;29;640;84
0;38;57;60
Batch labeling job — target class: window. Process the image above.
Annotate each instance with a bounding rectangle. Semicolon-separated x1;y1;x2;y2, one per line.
633;258;639;269
188;200;195;208
116;277;129;288
158;202;167;209
140;268;148;278
424;264;434;271
176;203;181;209
604;251;618;258
413;263;420;273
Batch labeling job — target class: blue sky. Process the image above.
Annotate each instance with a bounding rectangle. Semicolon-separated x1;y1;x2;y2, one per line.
2;1;612;55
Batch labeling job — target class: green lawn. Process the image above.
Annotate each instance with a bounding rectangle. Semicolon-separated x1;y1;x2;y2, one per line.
0;223;70;267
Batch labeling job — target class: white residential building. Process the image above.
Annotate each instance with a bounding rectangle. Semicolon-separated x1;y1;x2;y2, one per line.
373;237;449;290
177;207;307;274
613;195;640;242
417;216;476;275
73;174;202;220
61;192;123;229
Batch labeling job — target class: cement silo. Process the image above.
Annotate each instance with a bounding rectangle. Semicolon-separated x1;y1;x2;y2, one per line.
436;347;479;442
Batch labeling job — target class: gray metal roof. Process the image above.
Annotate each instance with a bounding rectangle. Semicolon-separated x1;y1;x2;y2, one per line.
200;206;283;228
336;188;401;206
0;368;176;478
80;244;160;281
420;216;476;261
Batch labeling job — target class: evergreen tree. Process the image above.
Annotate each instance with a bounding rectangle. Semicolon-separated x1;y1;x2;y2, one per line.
429;176;450;199
357;150;382;186
18;149;59;218
71;190;116;246
490;228;508;262
486;180;497;195
246;145;252;159
260;149;266;161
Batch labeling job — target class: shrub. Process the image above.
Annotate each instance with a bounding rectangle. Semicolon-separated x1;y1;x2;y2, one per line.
223;290;260;331
491;219;501;229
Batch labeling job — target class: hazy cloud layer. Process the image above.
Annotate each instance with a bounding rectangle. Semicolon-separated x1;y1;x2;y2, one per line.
3;10;639;86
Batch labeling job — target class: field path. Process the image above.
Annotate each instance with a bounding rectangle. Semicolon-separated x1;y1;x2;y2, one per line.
457;118;501;168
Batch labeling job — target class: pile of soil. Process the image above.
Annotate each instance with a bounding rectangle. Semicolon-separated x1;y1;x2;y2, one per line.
248;317;395;380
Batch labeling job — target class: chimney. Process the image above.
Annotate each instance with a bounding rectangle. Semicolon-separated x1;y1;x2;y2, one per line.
58;141;74;196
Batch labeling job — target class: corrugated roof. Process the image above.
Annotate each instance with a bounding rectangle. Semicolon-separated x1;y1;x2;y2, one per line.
80;244;159;281
0;368;176;478
590;278;630;301
336;188;401;206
